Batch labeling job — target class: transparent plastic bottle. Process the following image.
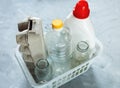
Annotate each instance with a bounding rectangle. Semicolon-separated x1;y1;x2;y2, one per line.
46;19;72;77
34;59;53;84
72;41;93;68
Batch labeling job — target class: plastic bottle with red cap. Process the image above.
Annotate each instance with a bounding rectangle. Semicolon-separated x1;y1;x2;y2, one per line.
64;0;96;67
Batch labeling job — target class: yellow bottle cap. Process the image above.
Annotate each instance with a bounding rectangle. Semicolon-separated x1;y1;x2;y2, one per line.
52;19;63;30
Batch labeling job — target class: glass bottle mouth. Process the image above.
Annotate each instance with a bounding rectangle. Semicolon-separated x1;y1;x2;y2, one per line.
77;41;89;52
36;59;49;69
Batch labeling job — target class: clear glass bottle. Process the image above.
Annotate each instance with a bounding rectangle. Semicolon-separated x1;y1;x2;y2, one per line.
71;41;91;68
34;59;53;84
46;19;72;77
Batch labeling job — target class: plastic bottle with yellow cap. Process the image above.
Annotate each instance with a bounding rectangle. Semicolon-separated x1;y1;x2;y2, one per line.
46;19;72;77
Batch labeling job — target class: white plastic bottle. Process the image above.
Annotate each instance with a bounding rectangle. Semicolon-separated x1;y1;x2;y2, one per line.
64;0;96;65
46;19;72;77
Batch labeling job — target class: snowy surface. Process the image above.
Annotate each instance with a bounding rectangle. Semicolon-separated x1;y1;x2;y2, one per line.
0;0;120;88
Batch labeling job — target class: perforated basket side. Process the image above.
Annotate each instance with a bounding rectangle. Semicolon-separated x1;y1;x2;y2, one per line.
44;60;93;88
14;38;102;88
15;48;93;88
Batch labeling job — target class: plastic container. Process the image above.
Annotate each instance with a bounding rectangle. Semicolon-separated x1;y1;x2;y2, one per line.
45;19;72;77
64;0;96;53
15;37;102;88
64;0;100;68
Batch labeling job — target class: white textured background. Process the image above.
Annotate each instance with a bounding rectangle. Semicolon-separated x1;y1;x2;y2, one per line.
0;0;120;88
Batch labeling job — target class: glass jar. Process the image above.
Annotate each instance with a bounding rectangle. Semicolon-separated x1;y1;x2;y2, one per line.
34;59;53;84
71;41;91;68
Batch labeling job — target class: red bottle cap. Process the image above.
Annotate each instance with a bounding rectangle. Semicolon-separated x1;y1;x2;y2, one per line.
73;0;90;19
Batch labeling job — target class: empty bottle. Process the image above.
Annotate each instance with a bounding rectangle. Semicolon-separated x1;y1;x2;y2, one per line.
46;19;72;77
72;41;92;68
64;0;96;66
34;59;53;84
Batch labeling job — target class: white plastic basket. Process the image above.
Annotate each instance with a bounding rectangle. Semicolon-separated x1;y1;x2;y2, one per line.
15;38;103;88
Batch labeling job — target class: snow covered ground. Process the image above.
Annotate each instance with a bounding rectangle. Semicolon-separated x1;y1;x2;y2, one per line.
0;0;120;88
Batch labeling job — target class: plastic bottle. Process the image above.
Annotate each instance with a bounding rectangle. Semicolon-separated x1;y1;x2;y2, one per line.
46;19;72;77
64;0;96;66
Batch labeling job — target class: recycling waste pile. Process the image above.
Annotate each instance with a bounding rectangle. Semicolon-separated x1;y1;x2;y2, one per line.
15;0;103;88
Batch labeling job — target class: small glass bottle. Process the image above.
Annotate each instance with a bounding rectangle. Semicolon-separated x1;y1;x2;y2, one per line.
34;59;53;84
72;41;91;68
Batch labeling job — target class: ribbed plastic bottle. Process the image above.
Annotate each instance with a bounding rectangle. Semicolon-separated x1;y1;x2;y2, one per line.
46;19;72;77
64;0;96;67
